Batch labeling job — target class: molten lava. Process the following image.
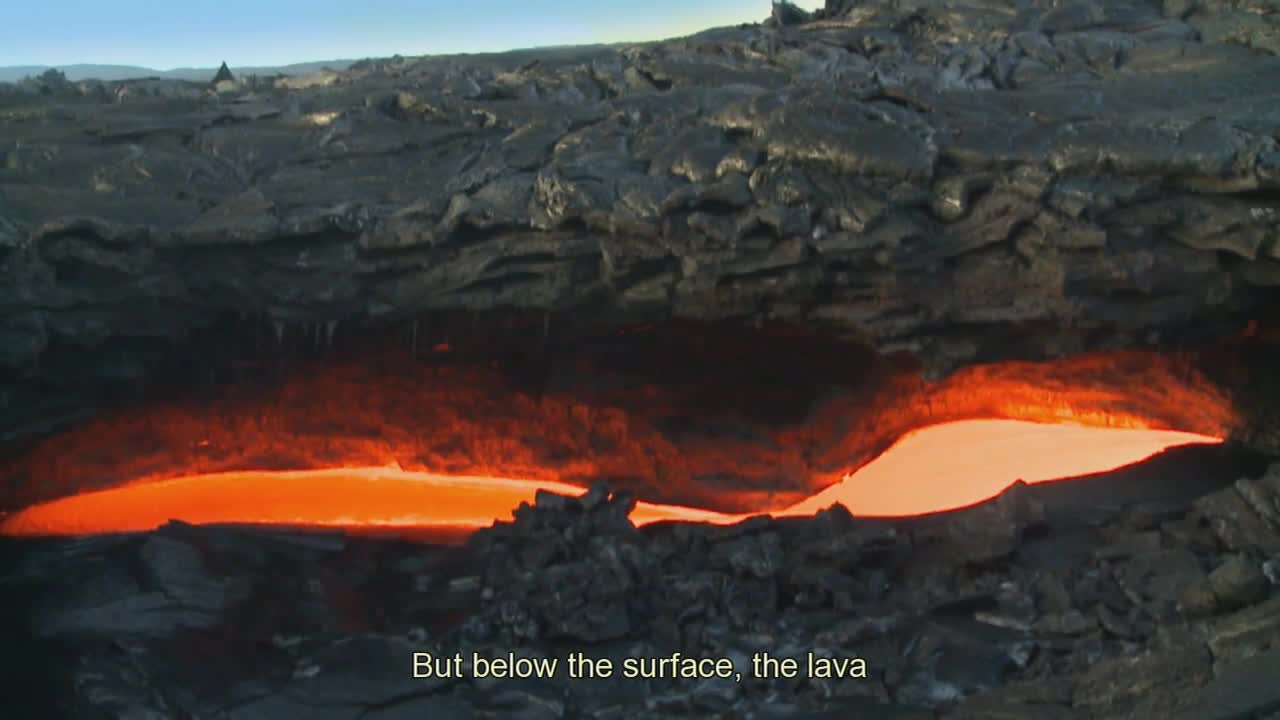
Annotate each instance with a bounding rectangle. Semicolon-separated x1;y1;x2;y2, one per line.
0;419;1223;537
0;336;1241;538
781;420;1221;516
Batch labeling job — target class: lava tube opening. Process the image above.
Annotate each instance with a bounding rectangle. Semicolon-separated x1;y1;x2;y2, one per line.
0;418;1225;537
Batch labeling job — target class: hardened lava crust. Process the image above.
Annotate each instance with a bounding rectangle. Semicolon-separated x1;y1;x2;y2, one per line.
1;0;1280;442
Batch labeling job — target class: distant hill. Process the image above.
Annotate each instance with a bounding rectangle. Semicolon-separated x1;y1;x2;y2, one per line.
0;60;357;84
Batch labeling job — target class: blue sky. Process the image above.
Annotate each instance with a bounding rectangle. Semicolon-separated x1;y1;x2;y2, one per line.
2;1;825;68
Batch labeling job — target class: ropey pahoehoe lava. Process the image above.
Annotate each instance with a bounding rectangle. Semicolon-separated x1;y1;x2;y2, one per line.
0;347;1237;537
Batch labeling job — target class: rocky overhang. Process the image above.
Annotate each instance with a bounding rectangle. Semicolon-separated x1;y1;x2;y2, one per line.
2;0;1280;436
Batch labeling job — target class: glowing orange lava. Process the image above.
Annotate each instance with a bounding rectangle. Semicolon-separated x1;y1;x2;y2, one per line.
0;419;1223;537
0;348;1239;516
781;420;1222;516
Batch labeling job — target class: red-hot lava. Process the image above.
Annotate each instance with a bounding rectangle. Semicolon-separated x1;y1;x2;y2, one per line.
0;344;1239;538
0;421;1224;536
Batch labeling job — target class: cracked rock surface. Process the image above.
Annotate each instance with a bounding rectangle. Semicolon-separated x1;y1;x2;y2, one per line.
2;0;1280;435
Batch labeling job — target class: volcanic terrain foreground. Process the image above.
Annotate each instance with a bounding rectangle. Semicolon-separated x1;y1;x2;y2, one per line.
5;461;1280;718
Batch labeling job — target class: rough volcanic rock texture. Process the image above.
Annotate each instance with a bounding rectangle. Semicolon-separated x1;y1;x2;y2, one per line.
6;458;1280;718
2;0;1280;402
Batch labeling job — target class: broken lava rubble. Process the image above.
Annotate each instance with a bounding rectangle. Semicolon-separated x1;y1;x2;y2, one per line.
4;464;1280;719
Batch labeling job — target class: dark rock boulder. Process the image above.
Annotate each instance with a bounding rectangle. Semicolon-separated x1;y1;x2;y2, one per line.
211;61;236;85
